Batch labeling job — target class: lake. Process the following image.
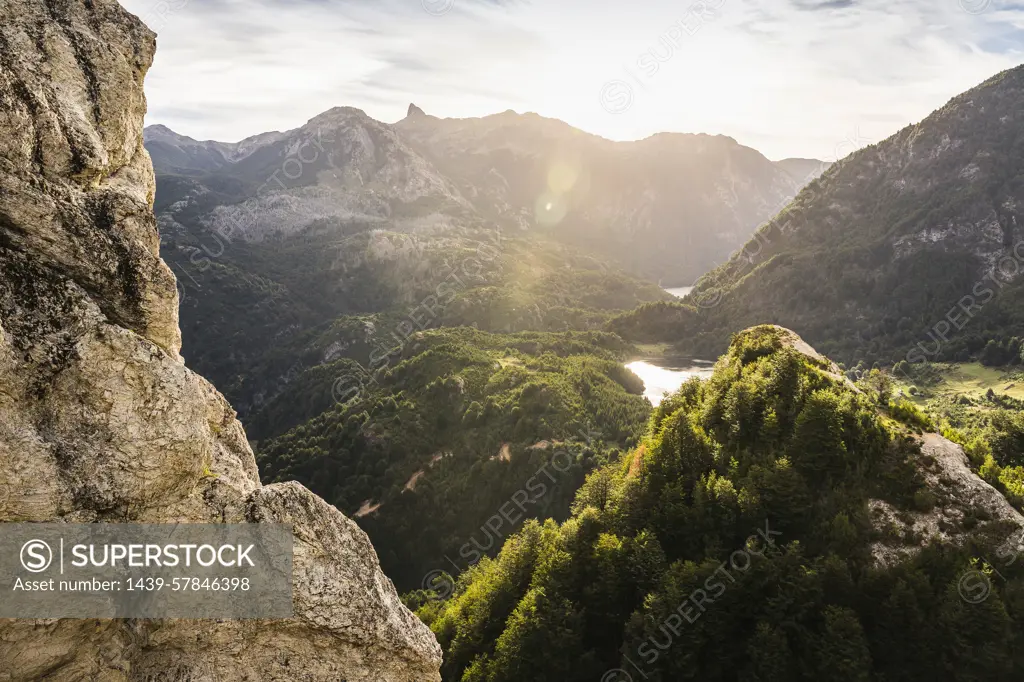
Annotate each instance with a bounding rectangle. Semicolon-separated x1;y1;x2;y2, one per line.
626;359;714;406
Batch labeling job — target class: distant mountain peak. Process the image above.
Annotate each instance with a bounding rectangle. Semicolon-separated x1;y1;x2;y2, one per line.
407;103;426;118
143;123;197;144
144;123;175;135
308;106;369;126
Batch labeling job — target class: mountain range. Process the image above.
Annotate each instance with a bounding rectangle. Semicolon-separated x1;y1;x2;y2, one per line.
146;105;829;416
143;105;832;588
147;105;825;286
193;68;1024;682
145;65;1024;603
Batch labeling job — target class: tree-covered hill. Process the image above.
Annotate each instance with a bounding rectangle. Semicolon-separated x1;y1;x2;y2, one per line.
256;327;653;590
418;326;1024;681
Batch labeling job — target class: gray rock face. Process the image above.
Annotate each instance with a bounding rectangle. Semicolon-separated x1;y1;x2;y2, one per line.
870;433;1024;568
0;1;442;680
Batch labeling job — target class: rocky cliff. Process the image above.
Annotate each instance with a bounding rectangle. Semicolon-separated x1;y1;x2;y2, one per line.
0;1;441;679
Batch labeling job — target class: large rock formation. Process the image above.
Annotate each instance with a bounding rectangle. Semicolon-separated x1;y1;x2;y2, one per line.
0;1;441;679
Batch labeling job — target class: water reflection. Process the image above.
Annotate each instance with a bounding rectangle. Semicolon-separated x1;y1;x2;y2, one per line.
626;359;714;406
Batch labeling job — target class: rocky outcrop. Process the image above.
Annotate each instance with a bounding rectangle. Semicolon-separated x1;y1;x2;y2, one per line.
0;1;441;680
870;433;1024;567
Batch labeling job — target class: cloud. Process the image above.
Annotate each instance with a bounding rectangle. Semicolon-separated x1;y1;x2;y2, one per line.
791;0;856;11
121;0;542;139
121;0;1024;158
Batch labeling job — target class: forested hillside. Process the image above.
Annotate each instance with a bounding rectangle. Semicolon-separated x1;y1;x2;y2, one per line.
418;326;1024;681
256;328;651;589
165;214;667;419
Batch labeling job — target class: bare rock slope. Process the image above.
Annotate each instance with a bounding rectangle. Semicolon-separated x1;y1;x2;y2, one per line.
870;433;1024;567
0;1;441;679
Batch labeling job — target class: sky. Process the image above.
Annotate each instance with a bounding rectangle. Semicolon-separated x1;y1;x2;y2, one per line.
119;0;1024;160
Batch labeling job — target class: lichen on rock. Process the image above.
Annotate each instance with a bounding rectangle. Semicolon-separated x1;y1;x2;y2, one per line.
0;1;441;679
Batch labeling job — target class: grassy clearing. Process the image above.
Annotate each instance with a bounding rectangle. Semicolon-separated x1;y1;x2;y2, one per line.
633;342;674;359
897;362;1024;404
942;364;1024;399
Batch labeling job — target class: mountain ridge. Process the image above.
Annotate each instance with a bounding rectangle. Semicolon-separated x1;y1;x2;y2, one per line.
147;105;824;286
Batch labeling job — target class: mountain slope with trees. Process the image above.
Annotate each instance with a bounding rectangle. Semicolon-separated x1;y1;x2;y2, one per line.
255;328;652;590
610;65;1024;371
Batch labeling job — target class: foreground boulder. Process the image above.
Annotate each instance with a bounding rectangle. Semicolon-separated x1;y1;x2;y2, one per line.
0;1;441;679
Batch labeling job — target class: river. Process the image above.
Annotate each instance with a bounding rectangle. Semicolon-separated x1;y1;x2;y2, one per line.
664;286;694;298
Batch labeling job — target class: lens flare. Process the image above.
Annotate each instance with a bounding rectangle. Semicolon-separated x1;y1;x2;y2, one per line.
534;192;568;226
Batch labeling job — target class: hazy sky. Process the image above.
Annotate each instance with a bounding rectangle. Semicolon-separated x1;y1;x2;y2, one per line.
120;0;1024;160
